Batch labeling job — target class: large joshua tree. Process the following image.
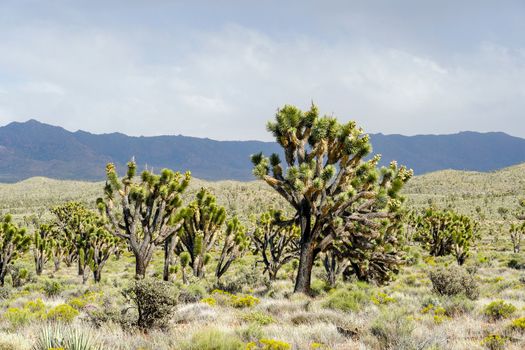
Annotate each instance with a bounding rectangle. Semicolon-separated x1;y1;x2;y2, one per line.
252;104;412;294
98;161;190;279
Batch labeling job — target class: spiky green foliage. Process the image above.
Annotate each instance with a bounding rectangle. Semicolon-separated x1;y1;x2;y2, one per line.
250;210;300;280
32;222;56;275
414;208;479;265
179;188;227;278
0;214;31;286
331;209;407;285
216;217;249;279
252;103;412;293
51;201;93;275
98;161;190;278
85;223;119;283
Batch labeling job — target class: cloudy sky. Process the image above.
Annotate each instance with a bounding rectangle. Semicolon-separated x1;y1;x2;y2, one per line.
0;0;524;140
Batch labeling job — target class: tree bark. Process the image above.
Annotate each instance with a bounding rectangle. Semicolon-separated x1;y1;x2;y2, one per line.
294;241;316;294
93;269;101;283
135;255;147;279
294;202;315;294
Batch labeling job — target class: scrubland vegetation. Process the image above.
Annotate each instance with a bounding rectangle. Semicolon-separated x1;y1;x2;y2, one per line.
0;105;524;349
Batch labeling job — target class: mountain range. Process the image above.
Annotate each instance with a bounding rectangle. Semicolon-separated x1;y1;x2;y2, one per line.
0;119;524;182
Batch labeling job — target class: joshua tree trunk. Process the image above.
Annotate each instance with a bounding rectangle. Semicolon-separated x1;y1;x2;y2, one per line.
93;269;101;283
294;204;316;294
163;236;177;281
53;257;61;272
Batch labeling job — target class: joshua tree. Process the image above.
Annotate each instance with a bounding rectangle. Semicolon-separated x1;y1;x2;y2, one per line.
0;215;31;286
415;208;478;265
33;222;56;275
98;161;190;279
178;188;226;278
509;223;523;253
216;217;249;280
251;209;300;280
85;224;119;283
51;202;93;275
252;104;412;293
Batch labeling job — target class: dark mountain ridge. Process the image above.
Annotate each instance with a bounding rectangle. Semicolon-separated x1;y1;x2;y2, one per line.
0;119;524;182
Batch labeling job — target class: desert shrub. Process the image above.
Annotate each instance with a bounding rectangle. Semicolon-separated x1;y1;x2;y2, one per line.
3;308;32;328
241;311;274;326
43;279;64;298
181;328;244;350
33;324;101;350
46;304;79;323
67;291;102;311
483;300;516;321
200;297;217;306
3;298;46;327
246;339;291;350
231;295;260;308
507;258;524;270
8;264;31;288
370;308;415;349
122;278;178;329
509;317;525;332
323;288;368;312
480;335;506;350
210;290;260;308
236;324;264;342
440;295;475;316
429;267;479;300
371;292;396;305
0;287;11;300
179;284;207;303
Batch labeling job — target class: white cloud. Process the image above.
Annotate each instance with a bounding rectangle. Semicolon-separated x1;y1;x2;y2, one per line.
0;3;524;140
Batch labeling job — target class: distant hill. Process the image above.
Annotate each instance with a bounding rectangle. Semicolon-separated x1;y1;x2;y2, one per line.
0;119;525;182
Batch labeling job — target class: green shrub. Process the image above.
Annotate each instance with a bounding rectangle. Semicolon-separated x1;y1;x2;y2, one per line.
440;295;475;317
179;284;207;303
46;304;79;323
3;307;32;327
371;292;396;305
3;298;47;327
122;278;178;329
323;288;368;312
246;339;291;350
231;295;260;308
370;308;415;349
509;317;525;332
241;311;274;326
483;300;516;321
181;328;244;350
429;267;479;300
480;335;506;350
43;280;64;298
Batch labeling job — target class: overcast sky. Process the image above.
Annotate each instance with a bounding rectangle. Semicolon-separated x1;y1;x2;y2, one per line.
0;0;524;140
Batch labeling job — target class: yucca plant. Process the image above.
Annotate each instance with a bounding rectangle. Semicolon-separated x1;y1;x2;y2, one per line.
32;324;101;350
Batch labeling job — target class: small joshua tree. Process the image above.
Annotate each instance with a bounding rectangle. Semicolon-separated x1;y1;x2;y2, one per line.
415;208;478;265
252;104;412;293
0;215;31;286
51;202;93;275
178;188;226;278
99;161;190;279
509;223;523;253
251;210;300;280
33;222;56;275
216;217;249;280
85;224;119;283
